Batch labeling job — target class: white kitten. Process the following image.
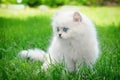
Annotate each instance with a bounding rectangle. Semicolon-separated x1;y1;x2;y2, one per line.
19;10;99;72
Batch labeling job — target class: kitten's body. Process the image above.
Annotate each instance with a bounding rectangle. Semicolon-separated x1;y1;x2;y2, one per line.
20;10;99;72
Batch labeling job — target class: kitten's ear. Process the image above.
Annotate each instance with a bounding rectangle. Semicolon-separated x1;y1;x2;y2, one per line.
73;12;82;22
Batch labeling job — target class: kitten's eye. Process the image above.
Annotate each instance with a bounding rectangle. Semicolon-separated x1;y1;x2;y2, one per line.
63;27;69;32
57;27;60;32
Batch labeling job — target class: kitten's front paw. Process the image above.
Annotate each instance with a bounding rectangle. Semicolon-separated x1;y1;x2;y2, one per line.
41;62;49;71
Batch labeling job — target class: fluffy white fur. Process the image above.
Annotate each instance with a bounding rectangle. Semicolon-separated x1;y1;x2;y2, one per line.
19;10;99;72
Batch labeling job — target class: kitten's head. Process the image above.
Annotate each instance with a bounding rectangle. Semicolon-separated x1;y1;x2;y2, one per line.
52;10;82;39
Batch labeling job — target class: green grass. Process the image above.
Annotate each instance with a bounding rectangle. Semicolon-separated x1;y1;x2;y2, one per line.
0;6;120;80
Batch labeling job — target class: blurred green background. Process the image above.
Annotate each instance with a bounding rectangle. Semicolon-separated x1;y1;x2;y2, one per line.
0;0;120;7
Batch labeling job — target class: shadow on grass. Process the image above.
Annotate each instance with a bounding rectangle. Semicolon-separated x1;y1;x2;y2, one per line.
0;16;52;59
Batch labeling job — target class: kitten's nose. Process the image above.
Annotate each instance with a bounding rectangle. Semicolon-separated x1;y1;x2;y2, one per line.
59;34;62;37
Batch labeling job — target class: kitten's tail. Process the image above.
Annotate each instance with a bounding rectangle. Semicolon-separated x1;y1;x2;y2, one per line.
19;48;46;62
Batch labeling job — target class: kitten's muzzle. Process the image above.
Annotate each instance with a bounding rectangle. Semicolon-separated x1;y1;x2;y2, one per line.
59;34;62;37
58;34;63;38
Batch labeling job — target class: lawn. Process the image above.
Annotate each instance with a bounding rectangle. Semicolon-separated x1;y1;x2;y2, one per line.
0;6;120;80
